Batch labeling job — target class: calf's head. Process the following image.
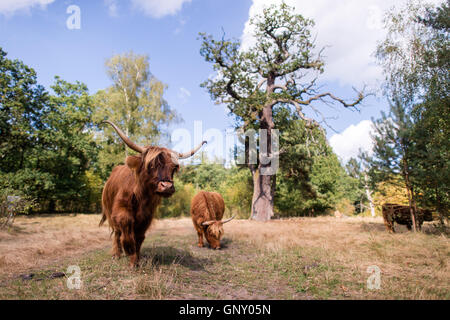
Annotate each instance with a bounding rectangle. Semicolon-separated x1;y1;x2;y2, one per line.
103;120;206;197
202;216;235;249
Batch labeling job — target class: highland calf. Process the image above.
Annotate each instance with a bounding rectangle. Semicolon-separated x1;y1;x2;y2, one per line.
100;121;206;266
190;191;234;249
382;203;433;233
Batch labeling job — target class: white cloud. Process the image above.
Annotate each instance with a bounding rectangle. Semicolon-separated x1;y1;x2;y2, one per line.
179;87;191;97
0;0;54;16
130;0;191;18
178;87;191;103
241;0;444;87
104;0;118;17
329;120;374;163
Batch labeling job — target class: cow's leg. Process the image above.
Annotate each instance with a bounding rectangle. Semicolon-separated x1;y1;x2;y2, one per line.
197;230;204;247
118;219;138;267
135;234;145;262
384;220;395;233
112;230;122;259
406;223;412;231
121;231;138;267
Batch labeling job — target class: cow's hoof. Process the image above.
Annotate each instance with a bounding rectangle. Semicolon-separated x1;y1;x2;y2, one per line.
197;244;203;248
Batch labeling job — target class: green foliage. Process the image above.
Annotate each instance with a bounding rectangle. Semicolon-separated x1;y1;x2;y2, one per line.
158;178;196;218
411;0;450;221
0;188;36;228
373;0;449;222
0;48;99;213
175;162;253;218
345;158;368;211
372;178;410;212
80;169;103;213
200;2;365;220
40;77;98;209
276;144;359;217
369;100;415;184
335;198;356;216
218;167;253;218
273;106;360;216
93;51;180;180
199;2;322;125
178;160;229;191
0;47;48;174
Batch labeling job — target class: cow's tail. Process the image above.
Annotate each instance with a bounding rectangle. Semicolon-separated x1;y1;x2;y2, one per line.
99;212;107;227
202;192;216;220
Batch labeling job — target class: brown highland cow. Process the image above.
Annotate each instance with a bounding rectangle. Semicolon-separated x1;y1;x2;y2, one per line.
100;121;206;266
190;191;234;249
382;203;433;233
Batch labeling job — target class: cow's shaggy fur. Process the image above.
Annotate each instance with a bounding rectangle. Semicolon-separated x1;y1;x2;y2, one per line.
100;147;179;266
190;191;226;249
382;203;433;233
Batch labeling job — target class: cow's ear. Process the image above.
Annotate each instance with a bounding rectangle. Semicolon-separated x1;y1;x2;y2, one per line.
126;156;141;171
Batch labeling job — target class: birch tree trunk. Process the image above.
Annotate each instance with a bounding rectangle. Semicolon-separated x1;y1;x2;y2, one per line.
364;173;376;217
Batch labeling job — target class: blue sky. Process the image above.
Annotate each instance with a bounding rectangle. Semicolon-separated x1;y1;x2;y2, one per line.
3;0;435;163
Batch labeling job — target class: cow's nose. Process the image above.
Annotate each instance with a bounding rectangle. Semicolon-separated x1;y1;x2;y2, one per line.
159;181;173;190
160;181;170;188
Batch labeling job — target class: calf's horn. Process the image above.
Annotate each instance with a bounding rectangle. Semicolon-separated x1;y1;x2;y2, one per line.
102;120;145;154
201;220;215;226
222;215;235;224
177;141;207;159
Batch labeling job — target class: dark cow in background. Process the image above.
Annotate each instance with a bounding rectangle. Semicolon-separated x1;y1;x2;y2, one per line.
190;191;234;249
100;121;206;266
382;203;433;233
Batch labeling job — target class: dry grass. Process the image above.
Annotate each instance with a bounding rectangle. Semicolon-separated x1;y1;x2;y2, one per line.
225;216;450;299
0;214;110;275
0;214;448;299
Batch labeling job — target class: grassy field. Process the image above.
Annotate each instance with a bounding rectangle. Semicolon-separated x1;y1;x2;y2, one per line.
0;214;448;300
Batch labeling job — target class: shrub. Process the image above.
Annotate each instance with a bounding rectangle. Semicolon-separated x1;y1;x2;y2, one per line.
158;179;196;218
0;188;35;228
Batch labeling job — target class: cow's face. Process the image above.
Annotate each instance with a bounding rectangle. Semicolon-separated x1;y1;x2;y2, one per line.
126;147;179;197
205;222;224;249
103;121;205;197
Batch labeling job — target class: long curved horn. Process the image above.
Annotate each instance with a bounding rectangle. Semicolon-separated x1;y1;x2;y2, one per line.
178;141;207;159
201;220;215;226
222;215;235;224
102;120;145;154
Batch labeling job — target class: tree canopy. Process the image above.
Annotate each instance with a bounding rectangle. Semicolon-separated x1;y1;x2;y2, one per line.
200;2;366;221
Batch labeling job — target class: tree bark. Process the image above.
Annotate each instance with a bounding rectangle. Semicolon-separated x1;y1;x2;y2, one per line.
403;169;417;232
364;173;376;217
250;76;276;222
250;169;275;221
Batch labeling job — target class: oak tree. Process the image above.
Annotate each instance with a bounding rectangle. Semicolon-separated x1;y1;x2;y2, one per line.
200;3;365;221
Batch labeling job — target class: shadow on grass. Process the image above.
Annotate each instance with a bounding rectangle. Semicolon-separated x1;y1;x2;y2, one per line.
422;223;450;236
361;220;449;236
219;237;233;249
360;222;387;233
140;246;210;271
0;224;31;235
197;237;234;250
